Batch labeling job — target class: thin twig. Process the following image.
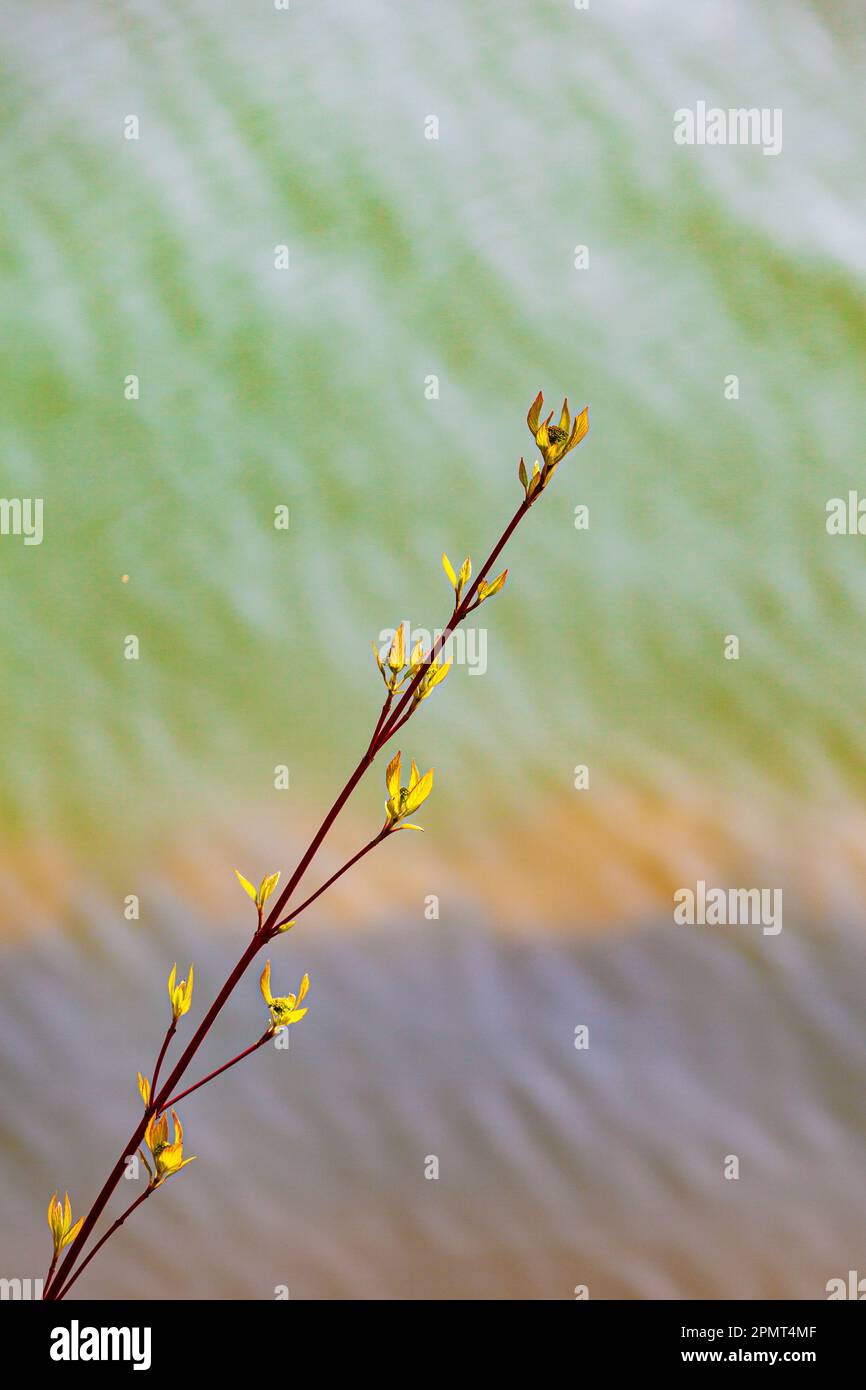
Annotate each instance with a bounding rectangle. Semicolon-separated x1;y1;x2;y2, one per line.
51;1188;152;1302
149;1020;176;1099
374;498;530;749
279;831;389;927
366;692;394;758
43;1252;58;1298
158;1032;272;1114
47;934;263;1299
47;489;538;1299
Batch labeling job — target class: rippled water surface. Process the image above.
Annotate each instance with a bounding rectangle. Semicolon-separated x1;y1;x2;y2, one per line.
1;0;865;1298
5;912;866;1298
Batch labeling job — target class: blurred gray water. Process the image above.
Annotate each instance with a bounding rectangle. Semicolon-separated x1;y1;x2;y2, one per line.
3;909;866;1299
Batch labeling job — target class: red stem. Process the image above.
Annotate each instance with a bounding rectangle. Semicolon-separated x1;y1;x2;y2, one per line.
280;832;388;926
366;692;394;757
378;706;413;745
47;933;263;1299
46;490;536;1299
374;498;529;748
158;1032;272;1113
52;1188;152;1301
257;754;373;941
149;1021;176;1098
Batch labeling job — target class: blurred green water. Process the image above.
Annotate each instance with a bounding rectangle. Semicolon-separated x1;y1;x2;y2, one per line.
1;0;865;894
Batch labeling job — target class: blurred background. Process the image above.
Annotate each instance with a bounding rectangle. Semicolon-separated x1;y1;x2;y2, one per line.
1;0;865;1298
